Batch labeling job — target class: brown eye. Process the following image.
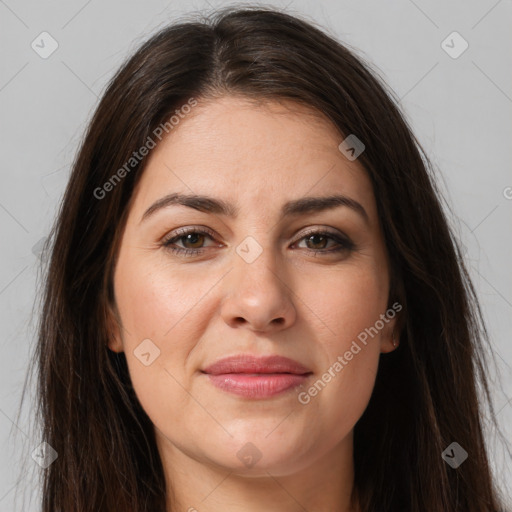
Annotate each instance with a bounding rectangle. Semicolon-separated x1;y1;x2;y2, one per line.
295;229;355;255
179;232;206;249
161;227;219;257
304;233;330;250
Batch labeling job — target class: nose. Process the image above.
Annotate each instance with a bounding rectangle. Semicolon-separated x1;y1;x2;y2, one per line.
220;239;297;333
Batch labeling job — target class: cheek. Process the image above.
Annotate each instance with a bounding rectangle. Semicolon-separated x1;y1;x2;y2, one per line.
294;265;386;432
114;253;211;344
113;256;217;421
305;262;389;345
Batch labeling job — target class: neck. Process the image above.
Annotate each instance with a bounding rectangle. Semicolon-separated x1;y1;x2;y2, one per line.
157;430;359;512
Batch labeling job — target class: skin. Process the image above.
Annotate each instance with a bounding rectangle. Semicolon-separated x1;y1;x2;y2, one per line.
108;95;399;512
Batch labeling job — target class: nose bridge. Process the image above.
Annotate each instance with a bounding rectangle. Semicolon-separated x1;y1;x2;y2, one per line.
232;232;282;294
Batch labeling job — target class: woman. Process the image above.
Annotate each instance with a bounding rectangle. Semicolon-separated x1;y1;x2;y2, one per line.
28;5;509;511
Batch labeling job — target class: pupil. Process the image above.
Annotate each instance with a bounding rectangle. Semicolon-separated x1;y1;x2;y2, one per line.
308;234;326;249
185;233;203;248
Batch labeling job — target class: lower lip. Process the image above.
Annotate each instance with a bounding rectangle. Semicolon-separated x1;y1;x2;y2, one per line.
205;373;311;399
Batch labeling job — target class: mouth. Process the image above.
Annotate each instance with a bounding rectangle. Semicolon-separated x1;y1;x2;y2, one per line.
201;354;313;399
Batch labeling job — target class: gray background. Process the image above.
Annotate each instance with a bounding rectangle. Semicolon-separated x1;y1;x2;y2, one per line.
1;0;511;509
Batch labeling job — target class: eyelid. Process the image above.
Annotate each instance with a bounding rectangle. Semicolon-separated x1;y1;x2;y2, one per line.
293;225;347;242
292;227;355;251
161;225;218;243
164;225;348;242
161;224;355;256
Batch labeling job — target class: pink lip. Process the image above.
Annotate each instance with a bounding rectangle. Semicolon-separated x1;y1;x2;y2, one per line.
202;355;312;399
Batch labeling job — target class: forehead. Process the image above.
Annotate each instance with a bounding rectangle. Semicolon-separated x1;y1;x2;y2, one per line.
132;95;375;218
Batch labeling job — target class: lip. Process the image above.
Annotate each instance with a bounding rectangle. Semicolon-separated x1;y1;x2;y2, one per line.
201;354;312;399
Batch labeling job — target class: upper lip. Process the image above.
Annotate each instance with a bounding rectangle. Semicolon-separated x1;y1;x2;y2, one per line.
202;354;312;375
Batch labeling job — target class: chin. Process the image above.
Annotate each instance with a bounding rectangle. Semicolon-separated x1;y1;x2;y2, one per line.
198;433;314;476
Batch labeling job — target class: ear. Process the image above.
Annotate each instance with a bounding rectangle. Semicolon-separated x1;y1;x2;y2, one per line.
379;317;397;354
105;301;124;353
379;302;403;354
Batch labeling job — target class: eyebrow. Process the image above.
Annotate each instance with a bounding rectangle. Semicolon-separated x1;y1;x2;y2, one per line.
140;192;369;224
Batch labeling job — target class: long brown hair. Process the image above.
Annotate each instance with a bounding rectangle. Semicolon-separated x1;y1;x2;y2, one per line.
21;5;509;511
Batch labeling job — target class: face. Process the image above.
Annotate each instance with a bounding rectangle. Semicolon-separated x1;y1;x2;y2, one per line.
108;95;398;477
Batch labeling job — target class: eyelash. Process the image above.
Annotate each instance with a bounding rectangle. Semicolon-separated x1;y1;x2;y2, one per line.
161;226;355;258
